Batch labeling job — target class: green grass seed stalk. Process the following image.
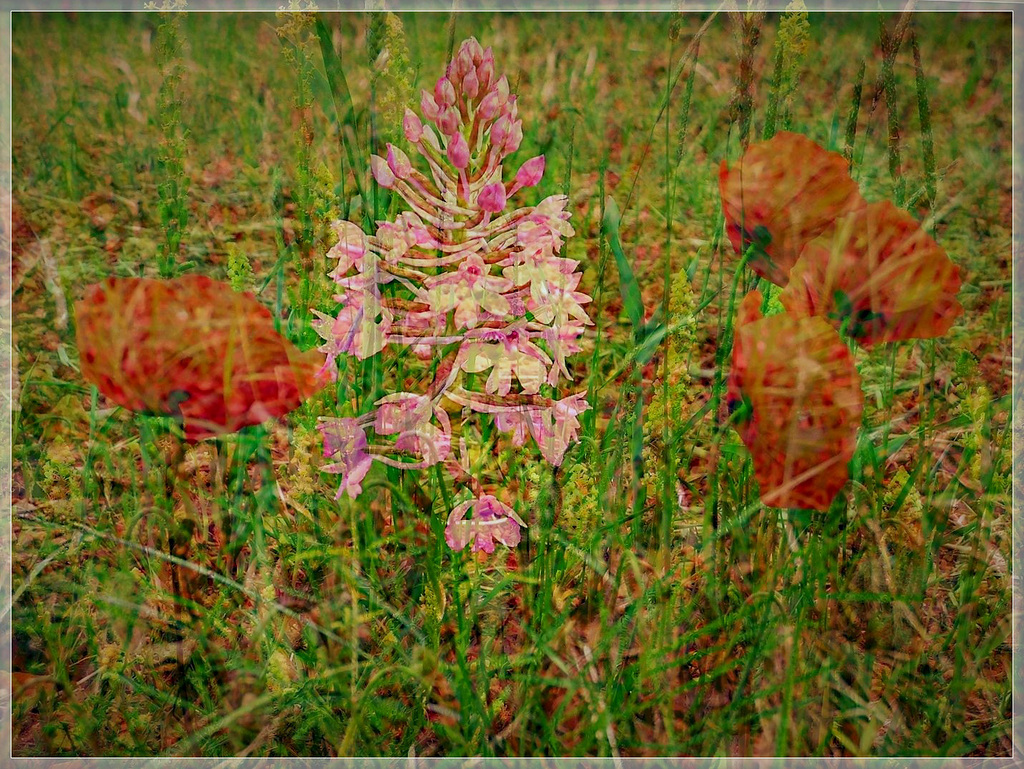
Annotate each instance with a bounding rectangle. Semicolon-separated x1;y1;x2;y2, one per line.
148;0;189;277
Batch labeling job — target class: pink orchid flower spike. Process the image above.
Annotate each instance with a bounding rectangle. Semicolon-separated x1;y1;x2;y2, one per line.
313;37;591;554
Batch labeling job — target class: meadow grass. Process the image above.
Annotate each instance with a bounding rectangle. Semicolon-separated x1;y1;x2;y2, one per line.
9;10;1013;757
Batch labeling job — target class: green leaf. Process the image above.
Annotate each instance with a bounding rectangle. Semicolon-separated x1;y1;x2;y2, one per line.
601;195;645;333
57;344;78;372
315;15;355;127
634;321;667;366
315;14;369;220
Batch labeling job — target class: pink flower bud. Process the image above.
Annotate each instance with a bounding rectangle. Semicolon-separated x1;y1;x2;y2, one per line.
477;90;500;121
504;120;523;155
435;77;456;107
477;49;495;91
495;75;510;106
437;107;460;137
456;46;476;80
387;144;412;180
447;55;465;83
478;181;507;213
370;154;396;188
422;125;441;152
462;68;480;100
447;132;470;170
491;115;510;149
420;90;440;122
461;37;484;65
327;220;368;277
403;109;423;143
516;155;546;188
374;392;431;435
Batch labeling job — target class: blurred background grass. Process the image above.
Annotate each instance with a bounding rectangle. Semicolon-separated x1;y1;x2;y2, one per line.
10;9;1012;757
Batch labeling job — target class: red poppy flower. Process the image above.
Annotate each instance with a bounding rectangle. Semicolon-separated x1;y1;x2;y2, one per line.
780;201;963;346
728;291;864;511
719;131;864;286
75;274;327;441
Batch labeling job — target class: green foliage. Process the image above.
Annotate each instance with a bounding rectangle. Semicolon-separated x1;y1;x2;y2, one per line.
33;439;85;522
760;283;785;317
559;455;602;545
367;11;415;148
149;2;190;277
764;0;811;139
314;15;370;230
225;243;254;292
277;4;318;275
843;60;866;169
911;29;937;211
644;267;704;534
878;16;910;206
730;12;763;146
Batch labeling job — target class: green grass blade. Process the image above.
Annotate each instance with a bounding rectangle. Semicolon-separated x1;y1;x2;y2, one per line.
315;14;369;219
316;15;355;128
601;195;645;333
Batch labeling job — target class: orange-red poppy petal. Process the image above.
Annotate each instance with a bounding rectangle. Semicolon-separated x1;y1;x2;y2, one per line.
75;274;326;441
728;290;864;511
780;201;963;346
719;131;864;286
